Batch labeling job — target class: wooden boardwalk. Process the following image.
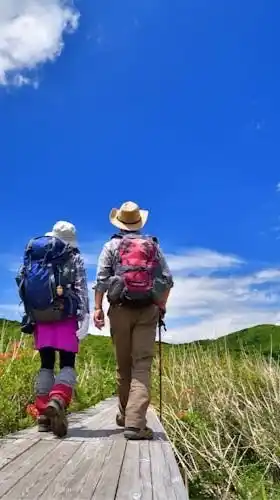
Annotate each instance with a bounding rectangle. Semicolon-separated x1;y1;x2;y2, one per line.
0;397;188;499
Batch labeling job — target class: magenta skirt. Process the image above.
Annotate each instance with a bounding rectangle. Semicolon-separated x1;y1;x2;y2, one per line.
34;317;79;353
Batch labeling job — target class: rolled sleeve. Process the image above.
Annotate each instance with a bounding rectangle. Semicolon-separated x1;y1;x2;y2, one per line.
73;254;89;319
94;242;114;293
157;247;174;288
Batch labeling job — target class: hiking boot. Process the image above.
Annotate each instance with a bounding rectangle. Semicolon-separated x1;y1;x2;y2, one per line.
124;426;154;440
37;415;51;432
116;413;125;427
44;398;68;438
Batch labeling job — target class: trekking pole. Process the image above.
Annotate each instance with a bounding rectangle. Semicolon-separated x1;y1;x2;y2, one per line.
158;314;166;423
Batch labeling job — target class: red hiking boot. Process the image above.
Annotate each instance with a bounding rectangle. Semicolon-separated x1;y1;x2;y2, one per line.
45;384;72;438
35;395;51;432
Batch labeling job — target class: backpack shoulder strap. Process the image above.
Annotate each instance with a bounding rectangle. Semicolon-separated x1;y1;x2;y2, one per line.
25;235;74;265
25;235;56;252
111;232;157;244
142;234;159;244
71;247;80;256
25;236;42;253
111;233;123;240
23;236;50;264
110;232;139;242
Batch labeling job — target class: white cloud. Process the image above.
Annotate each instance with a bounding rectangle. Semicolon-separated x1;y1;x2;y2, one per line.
83;253;99;268
0;0;79;86
277;182;280;192
0;303;23;320
164;259;280;343
165;309;280;345
250;268;280;283
166;248;243;273
80;238;109;269
0;252;21;273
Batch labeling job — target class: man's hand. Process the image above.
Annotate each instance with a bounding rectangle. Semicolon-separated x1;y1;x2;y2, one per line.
157;302;166;319
159;305;166;319
94;308;105;330
157;304;167;330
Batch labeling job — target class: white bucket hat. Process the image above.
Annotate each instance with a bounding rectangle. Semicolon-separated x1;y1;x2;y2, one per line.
45;221;78;247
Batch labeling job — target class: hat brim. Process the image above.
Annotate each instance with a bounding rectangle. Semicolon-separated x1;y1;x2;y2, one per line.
45;231;78;248
109;208;149;231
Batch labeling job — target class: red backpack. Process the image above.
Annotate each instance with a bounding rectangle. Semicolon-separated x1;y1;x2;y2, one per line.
109;233;160;305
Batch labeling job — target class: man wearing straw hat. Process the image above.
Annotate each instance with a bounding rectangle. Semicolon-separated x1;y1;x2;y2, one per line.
94;201;173;440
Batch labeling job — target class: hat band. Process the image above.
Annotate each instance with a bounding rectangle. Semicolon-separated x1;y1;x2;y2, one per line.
117;215;142;225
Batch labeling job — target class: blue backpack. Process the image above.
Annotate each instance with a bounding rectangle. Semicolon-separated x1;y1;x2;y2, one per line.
16;235;79;323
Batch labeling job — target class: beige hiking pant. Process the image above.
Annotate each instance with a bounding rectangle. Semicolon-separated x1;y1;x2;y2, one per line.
108;304;159;429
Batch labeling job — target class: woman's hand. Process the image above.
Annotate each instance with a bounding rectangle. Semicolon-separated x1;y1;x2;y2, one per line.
76;314;90;340
94;308;105;330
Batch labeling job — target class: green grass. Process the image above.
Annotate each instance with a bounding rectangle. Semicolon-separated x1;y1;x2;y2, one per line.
2;319;280;498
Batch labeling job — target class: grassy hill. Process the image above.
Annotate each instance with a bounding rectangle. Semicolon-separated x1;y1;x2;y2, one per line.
193;324;280;357
0;318;22;339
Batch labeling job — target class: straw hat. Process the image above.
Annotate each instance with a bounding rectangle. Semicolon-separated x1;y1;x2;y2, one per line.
45;221;78;247
109;201;149;231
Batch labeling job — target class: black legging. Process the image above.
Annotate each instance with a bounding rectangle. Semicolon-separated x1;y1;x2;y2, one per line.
39;347;76;370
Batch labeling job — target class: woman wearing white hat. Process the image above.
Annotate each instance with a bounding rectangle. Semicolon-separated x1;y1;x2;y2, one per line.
19;221;89;437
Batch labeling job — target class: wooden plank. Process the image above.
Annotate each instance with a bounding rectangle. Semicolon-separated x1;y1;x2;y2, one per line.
68;397;117;429
150;440;187;500
161;442;189;499
67;402;122;441
148;407;189;498
41;440;113;500
92;440;127;499
0;439;40;470
139;442;153;499
2;441;81;499
150;440;175;500
0;441;59;498
115;441;152;500
70;406;114;433
146;408;168;441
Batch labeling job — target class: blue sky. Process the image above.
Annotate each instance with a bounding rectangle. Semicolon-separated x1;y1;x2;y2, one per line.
1;0;280;342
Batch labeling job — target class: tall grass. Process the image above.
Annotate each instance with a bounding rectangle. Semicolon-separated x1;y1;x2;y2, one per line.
152;344;280;499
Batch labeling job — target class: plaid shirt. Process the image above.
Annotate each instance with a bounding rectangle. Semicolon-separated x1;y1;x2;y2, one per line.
72;253;90;320
94;231;174;293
